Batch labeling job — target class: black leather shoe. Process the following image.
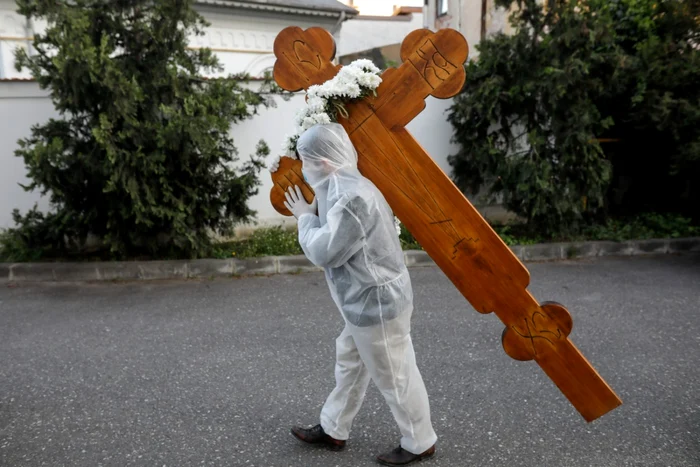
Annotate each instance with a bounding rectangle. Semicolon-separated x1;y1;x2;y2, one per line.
376;445;436;466
291;424;346;451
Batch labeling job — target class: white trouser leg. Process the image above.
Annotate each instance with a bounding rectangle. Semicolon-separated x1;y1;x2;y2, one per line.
320;324;371;440
350;309;437;455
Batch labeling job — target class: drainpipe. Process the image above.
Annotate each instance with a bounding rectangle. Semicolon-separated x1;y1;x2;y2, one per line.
330;11;346;64
26;17;34;57
331;11;346;35
423;0;429;29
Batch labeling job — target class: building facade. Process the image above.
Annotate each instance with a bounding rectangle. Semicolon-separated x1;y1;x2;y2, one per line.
424;0;514;57
0;0;356;228
339;0;424;17
0;0;357;80
337;6;424;65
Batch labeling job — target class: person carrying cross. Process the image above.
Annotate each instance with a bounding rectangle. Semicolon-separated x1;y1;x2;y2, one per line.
283;123;437;466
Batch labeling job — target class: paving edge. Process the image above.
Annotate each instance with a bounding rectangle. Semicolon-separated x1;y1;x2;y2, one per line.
1;237;698;283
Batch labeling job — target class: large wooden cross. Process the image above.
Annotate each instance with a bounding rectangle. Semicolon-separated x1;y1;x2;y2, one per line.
269;26;622;422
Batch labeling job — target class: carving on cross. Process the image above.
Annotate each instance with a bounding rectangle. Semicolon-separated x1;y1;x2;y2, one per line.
270;26;622;422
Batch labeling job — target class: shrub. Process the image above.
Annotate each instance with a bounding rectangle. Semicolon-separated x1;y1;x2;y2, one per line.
8;0;276;259
448;0;700;236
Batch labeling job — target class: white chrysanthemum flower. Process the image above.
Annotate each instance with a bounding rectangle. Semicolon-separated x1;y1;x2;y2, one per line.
358;72;382;89
357;73;372;87
307;96;326;113
282;133;300;155
301;116;316;131
314;112;331;125
349;59;380;74
268;154;282;173
334;81;347;95
315;82;332;98
348;83;362;98
286;58;381;150
338;66;361;80
307;84;321;98
293;106;310;126
281;133;295;151
394;217;402;236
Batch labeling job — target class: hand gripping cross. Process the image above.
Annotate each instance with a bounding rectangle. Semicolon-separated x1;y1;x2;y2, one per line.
270;26;622;422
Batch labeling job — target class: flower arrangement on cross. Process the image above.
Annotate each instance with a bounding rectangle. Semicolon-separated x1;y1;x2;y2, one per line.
268;59;383;173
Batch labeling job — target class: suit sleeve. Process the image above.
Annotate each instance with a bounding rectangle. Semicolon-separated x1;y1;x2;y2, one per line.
297;194;366;269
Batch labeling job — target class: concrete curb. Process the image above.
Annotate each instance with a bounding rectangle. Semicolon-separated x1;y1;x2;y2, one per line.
1;237;698;283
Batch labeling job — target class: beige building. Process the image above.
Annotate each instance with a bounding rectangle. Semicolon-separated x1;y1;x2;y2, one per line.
424;0;516;57
340;0;424;17
338;0;525;59
338;0;520;60
337;6;424;66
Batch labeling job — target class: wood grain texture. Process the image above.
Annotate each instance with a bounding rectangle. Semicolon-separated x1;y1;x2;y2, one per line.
271;27;621;422
270;157;315;217
272;26;341;92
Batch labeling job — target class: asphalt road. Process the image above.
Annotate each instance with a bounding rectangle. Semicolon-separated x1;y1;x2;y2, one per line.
1;254;699;467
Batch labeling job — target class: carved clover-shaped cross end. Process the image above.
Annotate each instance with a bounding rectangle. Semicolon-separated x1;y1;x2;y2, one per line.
400;28;469;99
501;302;574;361
273;26;341;92
270;157;315;217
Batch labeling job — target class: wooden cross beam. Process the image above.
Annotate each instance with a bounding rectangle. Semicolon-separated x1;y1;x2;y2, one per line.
270;26;622;422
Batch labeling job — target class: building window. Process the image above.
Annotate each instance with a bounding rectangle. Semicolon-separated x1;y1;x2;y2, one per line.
438;0;449;16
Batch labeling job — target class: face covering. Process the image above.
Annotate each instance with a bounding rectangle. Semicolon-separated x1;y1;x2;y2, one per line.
297;123;358;187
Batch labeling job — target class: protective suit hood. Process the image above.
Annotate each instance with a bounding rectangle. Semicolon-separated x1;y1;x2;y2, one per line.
296;123;358;187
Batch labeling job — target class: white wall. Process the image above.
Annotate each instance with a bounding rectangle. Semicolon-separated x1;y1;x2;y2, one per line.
229;88;305;227
0;0;33;80
337;13;424;58
406;96;459;176
339;0;423;16
0;82;53;228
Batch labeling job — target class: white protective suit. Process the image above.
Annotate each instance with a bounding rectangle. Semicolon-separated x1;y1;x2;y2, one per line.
295;123;437;455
